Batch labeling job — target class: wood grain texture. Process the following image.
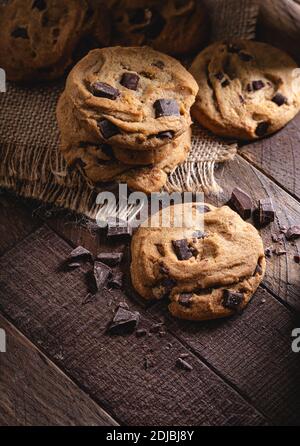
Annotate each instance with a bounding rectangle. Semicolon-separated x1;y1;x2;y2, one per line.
0;226;268;426
240;114;300;200
0;314;118;426
0;192;41;256
149;288;300;426
212;155;300;311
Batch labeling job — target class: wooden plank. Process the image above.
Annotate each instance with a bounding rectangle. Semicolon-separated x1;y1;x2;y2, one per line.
212;155;300;311
0;191;41;256
149;287;300;426
240;113;300;200
0;314;118;426
0;226;268;426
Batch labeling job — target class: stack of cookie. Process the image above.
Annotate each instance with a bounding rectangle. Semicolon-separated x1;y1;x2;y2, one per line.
57;46;198;193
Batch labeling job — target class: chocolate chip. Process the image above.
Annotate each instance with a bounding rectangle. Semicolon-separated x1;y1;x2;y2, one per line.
215;71;224;81
258;198;275;226
109;271;123;288
178;293;193;308
32;0;46;11
154;99;180;118
156;131;174;139
285;225;300;241
96;252;123;266
221;79;230;88
108;306;140;335
252;80;265;91
93;261;111;290
11;27;29;39
255;122;270;137
107;220;132;237
172;239;193;260
192;231;207;239
136;328;147;337
91;82;120;100
294;255;300;264
238;52;253;61
68;245;92;261
120;72;140;90
176;357;193;371
272;93;288;106
197;204;211;213
254;263;262;275
98;119;120;139
222;290;244;310
230;188;252;220
152;60;165;69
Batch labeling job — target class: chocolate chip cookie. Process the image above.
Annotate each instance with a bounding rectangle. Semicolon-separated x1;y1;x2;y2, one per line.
190;39;300;140
0;0;111;82
58;46;198;151
130;203;266;320
108;0;209;56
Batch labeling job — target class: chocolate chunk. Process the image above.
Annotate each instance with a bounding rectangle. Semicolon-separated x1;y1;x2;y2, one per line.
272;93;287;106
285;225;300;241
32;0;46;10
252;80;265;91
238;52;253;61
221;79;230;88
136;328;147;338
161;277;176;290
93;261;111;290
120;72;140;90
172;239;193;260
197;204;211;213
176;358;193;371
109;271;123;289
192;231;207;239
11;27;29;39
178;293;193;308
98;119;120;139
68;245;92;261
156;130;174;139
107;221;132;237
222;290;244;310
152;60;165;69
108;306;140;335
294;255;300;264
255;121;270;137
254;263;262;275
258;198;275;226
91;82;120;100
96;252;123;266
230;187;252;220
154;99;180;118
215;71;224;81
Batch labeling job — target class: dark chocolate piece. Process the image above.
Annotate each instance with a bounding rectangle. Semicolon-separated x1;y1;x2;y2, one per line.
238;52;253;61
285;225;300;241
294;255;300;264
11;27;29;39
93;261;111;290
272;93;287;106
176;357;193;371
68;245;92;261
156;130;174;139
252;80;265;91
172;239;193;260
98;119;120;139
215;71;224;81
161;277;176;290
231;187;252;220
107;221;132;237
152;60;165;69
178;293;193;308
96;252;123;266
258;198;275;226
109;271;123;288
108;306;140;335
255;122;270;137
197;204;211;213
154;99;180;118
221;79;230;88
222;290;244;310
92;82;120;100
120;72;140;90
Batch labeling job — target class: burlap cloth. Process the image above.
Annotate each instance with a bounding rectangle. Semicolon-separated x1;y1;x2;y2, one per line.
0;0;259;219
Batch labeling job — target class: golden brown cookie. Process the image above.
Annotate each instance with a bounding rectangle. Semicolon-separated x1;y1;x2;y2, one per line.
108;0;209;56
58;46;198;151
130;203;266;320
0;0;111;82
190;39;300;140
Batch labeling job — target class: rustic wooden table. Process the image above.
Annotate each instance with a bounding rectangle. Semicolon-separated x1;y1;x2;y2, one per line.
1;110;300;426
